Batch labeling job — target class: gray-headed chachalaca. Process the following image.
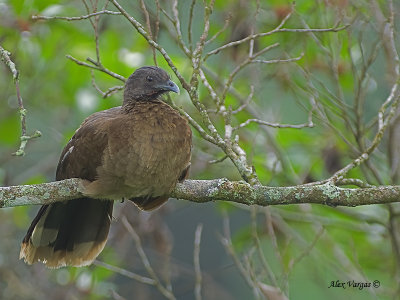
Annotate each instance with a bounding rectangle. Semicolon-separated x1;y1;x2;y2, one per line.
20;66;192;268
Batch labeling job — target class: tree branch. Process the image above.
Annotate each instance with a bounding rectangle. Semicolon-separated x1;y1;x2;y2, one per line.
1;178;400;208
0;45;41;156
31;10;121;21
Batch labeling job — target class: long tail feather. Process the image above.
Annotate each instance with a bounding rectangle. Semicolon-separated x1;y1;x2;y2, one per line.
20;198;113;268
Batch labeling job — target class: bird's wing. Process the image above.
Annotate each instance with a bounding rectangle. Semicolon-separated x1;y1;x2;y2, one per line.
56;107;121;181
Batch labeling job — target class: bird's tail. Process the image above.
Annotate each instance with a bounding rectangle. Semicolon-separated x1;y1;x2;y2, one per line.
20;198;113;268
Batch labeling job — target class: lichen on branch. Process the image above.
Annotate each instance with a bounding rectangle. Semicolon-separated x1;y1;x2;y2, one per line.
1;179;399;209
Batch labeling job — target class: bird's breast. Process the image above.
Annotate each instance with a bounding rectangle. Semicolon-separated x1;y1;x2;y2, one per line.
92;104;191;200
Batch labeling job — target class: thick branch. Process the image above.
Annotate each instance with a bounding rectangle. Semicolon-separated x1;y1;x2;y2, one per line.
1;178;400;208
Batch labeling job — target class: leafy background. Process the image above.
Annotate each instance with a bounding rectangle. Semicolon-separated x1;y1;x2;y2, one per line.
0;0;398;299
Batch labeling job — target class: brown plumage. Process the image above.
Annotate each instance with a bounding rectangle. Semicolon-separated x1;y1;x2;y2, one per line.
20;66;192;268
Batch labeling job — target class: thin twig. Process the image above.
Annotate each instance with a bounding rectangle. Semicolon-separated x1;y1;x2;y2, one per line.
154;0;161;44
221;43;280;103
31;10;121;21
198;68;221;106
336;178;373;188
93;260;156;285
204;3;348;61
221;212;261;296
193;224;203;300
329;12;400;182
232;86;254;114
209;155;228;164
171;0;191;56
90;70;124;98
121;216;176;300
234;119;314;131
287;226;325;273
331;83;400;182
205;14;232;45
264;208;287;292
250;207;279;287
251;53;304;64
66;54;126;82
190;0;215;87
188;0;196;51
0;45;41;156
206;25;350;59
168;101;216;145
139;0;157;65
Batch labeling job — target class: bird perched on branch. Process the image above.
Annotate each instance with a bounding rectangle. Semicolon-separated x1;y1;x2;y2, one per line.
20;66;192;268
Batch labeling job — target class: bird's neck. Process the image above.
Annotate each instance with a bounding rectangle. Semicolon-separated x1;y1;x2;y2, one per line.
122;97;163;113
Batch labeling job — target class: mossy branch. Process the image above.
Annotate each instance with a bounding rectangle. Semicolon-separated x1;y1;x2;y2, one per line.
1;178;400;208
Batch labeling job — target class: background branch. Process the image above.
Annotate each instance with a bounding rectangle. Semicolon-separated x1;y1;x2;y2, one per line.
0;45;41;156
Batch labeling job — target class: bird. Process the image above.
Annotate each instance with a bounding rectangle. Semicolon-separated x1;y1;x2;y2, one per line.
20;66;192;268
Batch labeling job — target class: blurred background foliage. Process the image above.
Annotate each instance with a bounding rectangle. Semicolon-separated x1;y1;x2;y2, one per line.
1;0;399;299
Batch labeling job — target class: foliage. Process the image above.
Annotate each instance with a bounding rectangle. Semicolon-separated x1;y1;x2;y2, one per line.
1;0;400;299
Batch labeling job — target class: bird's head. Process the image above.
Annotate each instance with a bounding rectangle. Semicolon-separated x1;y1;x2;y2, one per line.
123;66;180;104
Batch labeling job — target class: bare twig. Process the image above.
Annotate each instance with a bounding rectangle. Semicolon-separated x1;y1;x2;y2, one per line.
250;207;279;287
205;6;349;60
0;45;41;156
168;100;216;145
221;43;280;103
287;226;325;273
336;178;373;188
221;213;261;297
329;10;400;182
264;208;287;291
121;216;176;300
93;260;155;285
208;155;228;164
234;118;314;131
66;55;125;81
154;0;161;43
171;0;191;56
198;68;221;106
331;86;400;182
232;86;254;114
188;0;196;51
31;10;121;21
0;46;18;79
193;224;203;300
251;53;304;64
90;70;124;98
139;0;157;65
205;13;232;45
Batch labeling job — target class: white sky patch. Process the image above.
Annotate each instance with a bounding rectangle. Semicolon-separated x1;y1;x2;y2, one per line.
76;89;98;113
76;271;92;291
350;45;362;64
0;3;10;14
41;4;64;16
118;48;145;68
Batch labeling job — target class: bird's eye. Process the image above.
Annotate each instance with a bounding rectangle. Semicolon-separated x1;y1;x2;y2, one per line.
146;76;153;82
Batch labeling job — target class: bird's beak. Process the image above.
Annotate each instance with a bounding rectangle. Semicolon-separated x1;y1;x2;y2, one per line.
158;80;180;94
